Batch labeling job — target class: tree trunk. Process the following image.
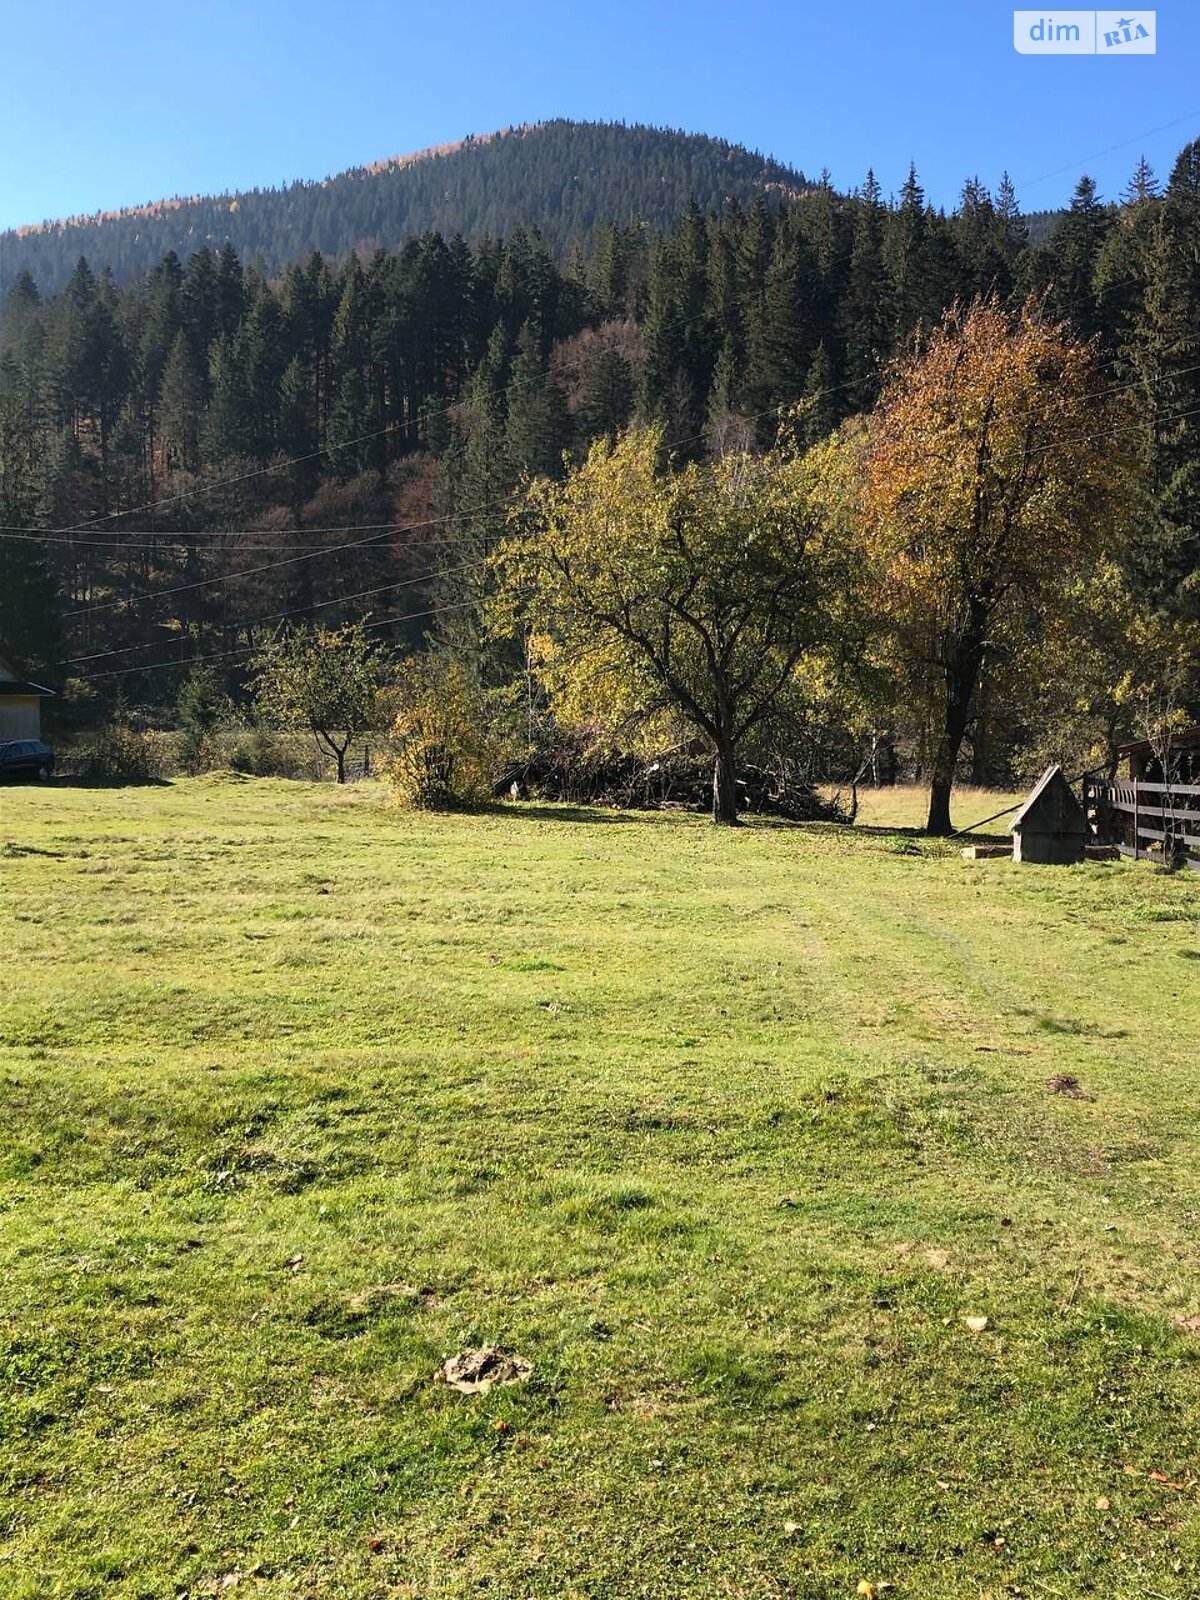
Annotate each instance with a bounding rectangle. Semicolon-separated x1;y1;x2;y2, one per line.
969;725;990;787
926;642;982;836
712;740;741;826
926;770;954;836
335;747;346;784
1104;713;1120;780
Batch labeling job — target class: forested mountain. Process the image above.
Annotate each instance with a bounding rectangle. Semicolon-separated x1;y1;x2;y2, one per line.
1;130;1195;788
0;121;815;297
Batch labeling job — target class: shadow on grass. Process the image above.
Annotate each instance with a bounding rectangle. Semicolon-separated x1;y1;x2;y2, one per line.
480;794;1010;843
29;775;175;790
482;801;864;833
820;821;924;840
478;800;677;827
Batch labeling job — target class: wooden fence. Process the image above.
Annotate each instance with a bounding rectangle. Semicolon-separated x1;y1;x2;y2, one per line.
1084;774;1200;869
341;743;374;783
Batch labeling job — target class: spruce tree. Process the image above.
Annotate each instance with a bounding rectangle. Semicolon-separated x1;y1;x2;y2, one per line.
181;246;221;360
841;172;891;411
158;330;205;473
140;252;184;401
798;341;837;447
744;219;820;431
1095;159;1160;372
505;322;569;478
1040;176;1110;343
955;179;1012;300
215;244;245;339
203;333;249;463
578;345;634;445
240;290;288;461
1129;142;1200;616
885;164;948;347
327;367;376;479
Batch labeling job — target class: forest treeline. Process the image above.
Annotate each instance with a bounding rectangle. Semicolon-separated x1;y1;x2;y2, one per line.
0;137;1197;794
0;121;821;297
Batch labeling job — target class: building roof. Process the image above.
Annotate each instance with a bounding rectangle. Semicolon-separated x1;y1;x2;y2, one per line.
1117;724;1200;759
0;654;55;697
1011;764;1086;832
0;679;55;697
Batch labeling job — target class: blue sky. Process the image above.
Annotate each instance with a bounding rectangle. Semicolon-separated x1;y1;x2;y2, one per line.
2;1;1197;230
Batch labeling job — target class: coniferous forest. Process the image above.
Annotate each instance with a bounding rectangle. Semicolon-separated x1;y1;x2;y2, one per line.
1;121;1198;789
0;121;820;297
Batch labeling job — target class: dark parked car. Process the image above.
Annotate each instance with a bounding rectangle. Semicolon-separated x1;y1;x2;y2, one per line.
0;739;55;780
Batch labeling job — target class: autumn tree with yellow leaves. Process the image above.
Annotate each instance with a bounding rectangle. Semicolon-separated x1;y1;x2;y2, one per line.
496;427;835;824
847;298;1137;834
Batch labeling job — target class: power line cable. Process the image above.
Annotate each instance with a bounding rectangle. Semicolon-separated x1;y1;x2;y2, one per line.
64;555;490;666
68;392;1200;686
75;595;483;683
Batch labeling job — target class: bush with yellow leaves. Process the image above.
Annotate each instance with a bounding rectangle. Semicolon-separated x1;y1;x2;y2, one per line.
380;653;511;810
81;722;170;785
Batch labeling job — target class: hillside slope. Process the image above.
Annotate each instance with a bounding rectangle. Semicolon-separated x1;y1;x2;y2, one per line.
0;120;811;295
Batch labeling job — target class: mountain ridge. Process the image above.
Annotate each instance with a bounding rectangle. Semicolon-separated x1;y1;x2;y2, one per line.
0;119;813;295
9;127;524;238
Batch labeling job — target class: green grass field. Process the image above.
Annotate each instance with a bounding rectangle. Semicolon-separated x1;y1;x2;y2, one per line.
2;778;1198;1599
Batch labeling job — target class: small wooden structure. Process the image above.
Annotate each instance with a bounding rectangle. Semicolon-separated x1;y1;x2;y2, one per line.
1011;765;1087;864
1119;725;1200;785
1085;726;1200;869
0;655;55;742
961;842;1012;860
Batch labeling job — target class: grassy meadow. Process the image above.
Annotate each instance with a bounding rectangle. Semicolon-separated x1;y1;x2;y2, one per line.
1;777;1198;1599
844;784;1025;835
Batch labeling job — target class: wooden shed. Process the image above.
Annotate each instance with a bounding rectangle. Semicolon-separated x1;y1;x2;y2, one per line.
1118;725;1200;785
1011;765;1087;864
0;656;55;742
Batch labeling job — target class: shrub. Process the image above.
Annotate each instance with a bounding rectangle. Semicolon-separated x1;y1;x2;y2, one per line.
81;725;169;785
227;728;312;779
381;655;509;809
177;729;227;774
176;668;231;774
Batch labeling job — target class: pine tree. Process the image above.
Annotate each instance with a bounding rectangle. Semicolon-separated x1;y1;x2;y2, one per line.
1128;141;1200;616
577;345;634;445
158;330;205;473
885;164;945;346
1040;176;1110;343
202;333;249;463
505;322;570;478
798;341;837;447
841;172;891;411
